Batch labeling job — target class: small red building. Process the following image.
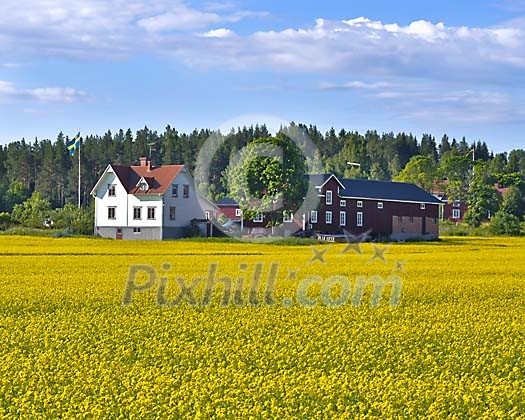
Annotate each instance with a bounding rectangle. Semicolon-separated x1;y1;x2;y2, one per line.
216;197;242;220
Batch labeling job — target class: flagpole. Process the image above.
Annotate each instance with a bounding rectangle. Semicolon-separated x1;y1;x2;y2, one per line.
78;136;81;209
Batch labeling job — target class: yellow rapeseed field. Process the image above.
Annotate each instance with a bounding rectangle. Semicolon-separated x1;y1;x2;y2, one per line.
0;235;523;418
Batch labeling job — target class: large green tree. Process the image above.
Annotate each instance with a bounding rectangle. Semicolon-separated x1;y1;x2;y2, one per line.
394;155;437;191
225;134;307;226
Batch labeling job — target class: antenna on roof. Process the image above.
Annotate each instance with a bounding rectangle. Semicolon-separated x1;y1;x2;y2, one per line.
148;141;157;165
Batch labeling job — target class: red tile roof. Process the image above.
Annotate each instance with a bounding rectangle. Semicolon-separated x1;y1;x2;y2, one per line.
112;163;184;195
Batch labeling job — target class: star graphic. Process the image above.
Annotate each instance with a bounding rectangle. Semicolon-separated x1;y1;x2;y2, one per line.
367;244;390;264
287;267;299;280
393;259;408;274
339;229;371;257
307;246;329;265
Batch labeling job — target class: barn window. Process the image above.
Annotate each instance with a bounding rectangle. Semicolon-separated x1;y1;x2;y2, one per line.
326;211;332;224
420;203;426;209
452;209;460;219
235;209;242;217
357;212;363;227
310;211;318;223
377;202;383;209
357;201;363;208
340;200;346;207
340;211;346;226
326;190;333;205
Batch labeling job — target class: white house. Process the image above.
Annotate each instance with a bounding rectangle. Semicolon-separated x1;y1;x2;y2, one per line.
90;157;218;240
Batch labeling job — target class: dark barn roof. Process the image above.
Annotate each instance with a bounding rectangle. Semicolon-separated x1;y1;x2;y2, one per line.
339;178;443;204
215;197;239;206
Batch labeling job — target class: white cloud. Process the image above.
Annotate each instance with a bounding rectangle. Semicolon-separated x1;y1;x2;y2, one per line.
201;28;235;38
320;81;395;90
0;80;88;103
0;0;266;59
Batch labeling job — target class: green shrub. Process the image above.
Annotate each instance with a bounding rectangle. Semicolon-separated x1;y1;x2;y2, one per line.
490;210;522;236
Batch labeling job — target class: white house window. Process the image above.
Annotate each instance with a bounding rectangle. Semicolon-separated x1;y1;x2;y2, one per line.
108;207;116;220
169;207;176;221
108;184;116;197
283;212;293;223
253;212;263;223
357;201;363;208
357;211;363;227
340;211;346;226
133;207;141;220
340;200;346;207
147;207;155;220
172;184;178;197
326;211;332;224
235;208;242;217
420;203;426;210
133;227;141;234
310;210;318;223
452;209;461;219
183;184;190;198
326;190;332;205
377;202;383;209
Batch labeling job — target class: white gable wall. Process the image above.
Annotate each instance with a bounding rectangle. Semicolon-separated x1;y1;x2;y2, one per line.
93;171;128;227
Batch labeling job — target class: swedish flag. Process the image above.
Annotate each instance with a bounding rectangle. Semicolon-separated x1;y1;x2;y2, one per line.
66;132;81;156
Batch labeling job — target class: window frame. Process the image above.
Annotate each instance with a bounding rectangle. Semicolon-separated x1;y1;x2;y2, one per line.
183;184;190;198
340;211;346;226
147;207;156;220
340;200;346;207
253;212;263;223
420;203;426;210
108;184;116;197
310;210;318;224
235;208;242;217
171;184;178;197
326;211;332;224
133;207;141;220
326;190;333;205
283;212;293;223
133;227;141;234
452;209;461;219
377;202;384;209
169;207;176;221
107;206;116;220
357;211;363;227
357;200;363;208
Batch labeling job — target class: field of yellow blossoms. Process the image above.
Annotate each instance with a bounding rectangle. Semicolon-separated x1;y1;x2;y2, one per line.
0;235;523;418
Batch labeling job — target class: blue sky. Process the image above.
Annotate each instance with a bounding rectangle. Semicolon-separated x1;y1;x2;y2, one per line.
0;0;524;152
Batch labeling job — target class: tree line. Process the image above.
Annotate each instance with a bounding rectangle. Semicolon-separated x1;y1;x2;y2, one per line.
0;123;524;233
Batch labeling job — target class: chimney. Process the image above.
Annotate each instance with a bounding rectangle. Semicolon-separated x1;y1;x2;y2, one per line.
139;157;151;170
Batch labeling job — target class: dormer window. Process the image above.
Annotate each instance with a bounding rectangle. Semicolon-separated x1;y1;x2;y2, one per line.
139;183;148;191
